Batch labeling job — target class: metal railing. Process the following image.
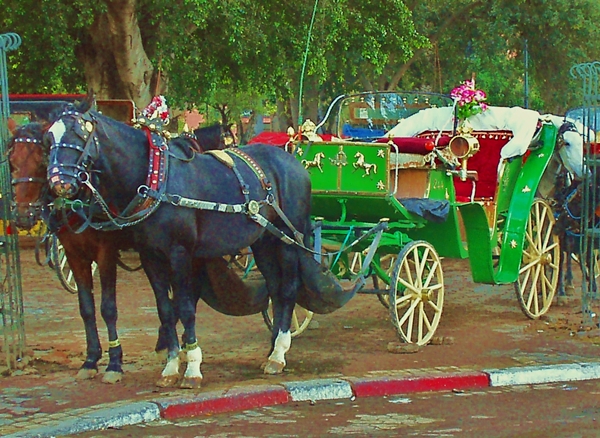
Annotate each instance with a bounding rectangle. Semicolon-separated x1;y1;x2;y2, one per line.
0;32;25;370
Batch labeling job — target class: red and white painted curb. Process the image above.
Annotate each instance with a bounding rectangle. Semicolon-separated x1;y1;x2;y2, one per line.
9;362;600;437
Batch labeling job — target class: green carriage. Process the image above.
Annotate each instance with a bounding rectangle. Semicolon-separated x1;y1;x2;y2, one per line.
291;91;561;345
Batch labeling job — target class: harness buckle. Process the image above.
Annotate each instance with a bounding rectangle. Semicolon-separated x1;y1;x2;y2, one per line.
247;200;260;215
78;171;91;184
70;199;84;212
138;185;149;198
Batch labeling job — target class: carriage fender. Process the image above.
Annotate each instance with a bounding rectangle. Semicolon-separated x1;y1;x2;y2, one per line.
194;257;270;316
296;250;354;314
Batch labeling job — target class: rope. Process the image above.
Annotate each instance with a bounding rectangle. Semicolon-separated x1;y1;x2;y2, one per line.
297;0;320;127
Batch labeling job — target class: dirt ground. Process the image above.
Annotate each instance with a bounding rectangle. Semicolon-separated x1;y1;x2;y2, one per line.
3;245;600;416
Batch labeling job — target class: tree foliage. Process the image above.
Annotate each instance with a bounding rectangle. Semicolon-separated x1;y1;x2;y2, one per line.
2;0;600;123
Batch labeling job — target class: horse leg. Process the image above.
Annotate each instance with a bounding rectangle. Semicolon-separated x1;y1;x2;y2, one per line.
65;255;101;380
170;246;203;389
565;250;576;297
557;245;568;306
252;241;301;375
96;247;123;384
139;250;180;388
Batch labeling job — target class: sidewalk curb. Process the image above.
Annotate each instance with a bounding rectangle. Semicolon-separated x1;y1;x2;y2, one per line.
8;361;600;437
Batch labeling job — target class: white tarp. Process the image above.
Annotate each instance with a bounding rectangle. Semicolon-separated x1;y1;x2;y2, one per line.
386;106;541;159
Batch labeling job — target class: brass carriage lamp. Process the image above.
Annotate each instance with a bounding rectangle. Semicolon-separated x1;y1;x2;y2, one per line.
448;134;480;181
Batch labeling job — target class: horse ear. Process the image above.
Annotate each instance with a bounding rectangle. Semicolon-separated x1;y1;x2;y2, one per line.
75;89;95;113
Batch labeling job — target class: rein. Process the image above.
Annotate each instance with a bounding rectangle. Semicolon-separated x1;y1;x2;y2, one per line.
49;111;305;249
50;111;303;246
48;110;169;232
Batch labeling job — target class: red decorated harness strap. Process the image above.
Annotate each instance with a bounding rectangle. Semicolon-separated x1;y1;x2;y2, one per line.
143;126;167;192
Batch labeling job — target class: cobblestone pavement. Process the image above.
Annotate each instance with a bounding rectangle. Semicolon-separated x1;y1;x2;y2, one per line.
2;246;600;436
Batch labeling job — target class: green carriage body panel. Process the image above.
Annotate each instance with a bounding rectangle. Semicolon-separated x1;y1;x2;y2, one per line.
460;123;558;284
297;122;558;286
298;140;462;258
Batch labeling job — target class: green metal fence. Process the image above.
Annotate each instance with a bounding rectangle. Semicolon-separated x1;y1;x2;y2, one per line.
570;61;600;327
0;32;25;371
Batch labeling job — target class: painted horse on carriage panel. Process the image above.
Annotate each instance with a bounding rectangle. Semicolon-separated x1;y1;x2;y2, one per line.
46;98;317;389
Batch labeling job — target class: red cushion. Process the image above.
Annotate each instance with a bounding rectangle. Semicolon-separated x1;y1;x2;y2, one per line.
247;132;335;147
376;136;451;154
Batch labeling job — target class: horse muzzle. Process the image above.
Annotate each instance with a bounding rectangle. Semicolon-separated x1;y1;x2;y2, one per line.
48;165;81;198
12;207;40;231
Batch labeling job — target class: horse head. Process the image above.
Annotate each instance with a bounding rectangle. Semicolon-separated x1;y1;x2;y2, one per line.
8;122;49;230
541;114;585;180
192;122;235;152
557;120;585;180
46;104;100;199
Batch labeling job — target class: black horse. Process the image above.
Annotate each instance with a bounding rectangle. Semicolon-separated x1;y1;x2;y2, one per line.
9;119;238;384
553;158;599;304
46;98;314;389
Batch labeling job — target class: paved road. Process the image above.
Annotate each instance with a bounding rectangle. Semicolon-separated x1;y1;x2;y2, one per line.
3;246;600;436
75;380;600;437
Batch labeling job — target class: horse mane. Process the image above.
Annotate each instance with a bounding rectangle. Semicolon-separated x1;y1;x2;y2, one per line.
8;122;47;152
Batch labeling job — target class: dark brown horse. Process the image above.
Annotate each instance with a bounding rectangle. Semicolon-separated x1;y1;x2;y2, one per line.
9;122;137;383
9;119;237;384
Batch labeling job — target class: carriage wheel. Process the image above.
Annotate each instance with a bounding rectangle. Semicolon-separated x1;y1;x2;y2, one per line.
514;198;560;319
262;300;314;338
375;254;396;308
50;235;98;294
349;252;363;274
224;248;257;279
389;241;444;346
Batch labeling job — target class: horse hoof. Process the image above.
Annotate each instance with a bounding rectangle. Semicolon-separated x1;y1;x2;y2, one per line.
263;359;285;375
566;286;576;297
156;374;179;388
102;371;123;384
76;368;97;380
180;377;203;389
557;296;569;307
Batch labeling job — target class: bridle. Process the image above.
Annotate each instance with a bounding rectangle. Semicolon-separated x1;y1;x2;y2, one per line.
48;109;168;232
47;109;101;196
9;135;49;223
556;120;579;151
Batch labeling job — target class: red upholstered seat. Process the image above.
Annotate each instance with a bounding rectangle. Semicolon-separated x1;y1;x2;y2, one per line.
417;130;514;201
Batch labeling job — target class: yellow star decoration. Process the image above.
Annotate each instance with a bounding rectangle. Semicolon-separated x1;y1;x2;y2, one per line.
377;180;386;190
510;239;517;248
377;149;385;158
296;147;304;156
521;185;531;193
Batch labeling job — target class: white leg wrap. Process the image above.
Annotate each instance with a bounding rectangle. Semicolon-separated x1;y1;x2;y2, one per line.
162;354;180;377
184;346;203;379
268;330;291;365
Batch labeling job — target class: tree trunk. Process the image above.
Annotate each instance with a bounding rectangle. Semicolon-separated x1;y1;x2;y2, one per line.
76;0;156;109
